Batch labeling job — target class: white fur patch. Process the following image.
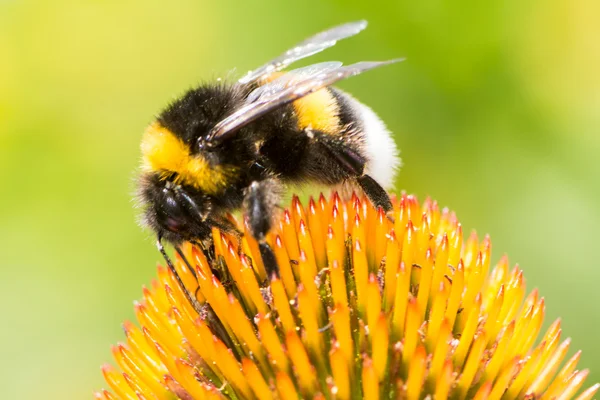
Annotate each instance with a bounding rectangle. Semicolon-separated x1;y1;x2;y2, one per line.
342;93;400;189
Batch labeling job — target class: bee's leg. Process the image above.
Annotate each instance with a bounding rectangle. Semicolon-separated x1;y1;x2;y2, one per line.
315;133;393;214
208;217;244;241
356;174;394;215
243;179;283;280
258;243;279;281
207;216;245;260
156;236;204;315
190;238;214;263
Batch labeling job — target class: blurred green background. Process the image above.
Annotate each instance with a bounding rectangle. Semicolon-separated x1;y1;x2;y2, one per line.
1;0;599;398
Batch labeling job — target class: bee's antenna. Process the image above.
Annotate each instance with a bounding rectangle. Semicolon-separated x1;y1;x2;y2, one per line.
156;236;204;315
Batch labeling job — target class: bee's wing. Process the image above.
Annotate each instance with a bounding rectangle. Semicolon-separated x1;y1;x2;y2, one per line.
238;20;368;85
206;58;404;144
245;61;343;104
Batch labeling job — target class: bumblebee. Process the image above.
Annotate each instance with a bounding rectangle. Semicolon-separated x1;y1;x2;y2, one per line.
137;21;401;305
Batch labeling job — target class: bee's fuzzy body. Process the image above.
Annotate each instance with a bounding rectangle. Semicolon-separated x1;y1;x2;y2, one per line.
136;21;401;278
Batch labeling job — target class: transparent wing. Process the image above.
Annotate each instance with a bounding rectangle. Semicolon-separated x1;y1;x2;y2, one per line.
238;20;368;84
245;61;343;104
207;58;404;144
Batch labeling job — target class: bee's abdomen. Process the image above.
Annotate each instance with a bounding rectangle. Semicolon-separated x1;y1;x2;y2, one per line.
330;88;400;189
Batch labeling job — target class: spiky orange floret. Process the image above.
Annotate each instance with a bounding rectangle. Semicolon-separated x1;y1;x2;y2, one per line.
97;193;598;400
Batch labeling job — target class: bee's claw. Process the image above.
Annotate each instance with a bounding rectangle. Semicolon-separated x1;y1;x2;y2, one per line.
386;210;396;223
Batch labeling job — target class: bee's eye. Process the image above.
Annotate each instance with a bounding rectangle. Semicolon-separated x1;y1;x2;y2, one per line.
156;189;190;233
164;216;183;232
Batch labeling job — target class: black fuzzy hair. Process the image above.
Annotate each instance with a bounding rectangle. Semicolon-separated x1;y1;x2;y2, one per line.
157;82;249;149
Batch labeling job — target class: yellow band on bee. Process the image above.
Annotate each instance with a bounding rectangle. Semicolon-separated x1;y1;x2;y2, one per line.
141;122;236;195
262;72;341;134
292;89;340;134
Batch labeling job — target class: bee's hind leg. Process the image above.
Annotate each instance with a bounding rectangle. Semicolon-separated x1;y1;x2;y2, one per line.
314;133;394;216
356;174;394;217
243;179;283;280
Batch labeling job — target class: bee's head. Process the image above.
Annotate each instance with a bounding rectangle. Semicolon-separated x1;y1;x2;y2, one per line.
137;84;254;244
137;173;213;244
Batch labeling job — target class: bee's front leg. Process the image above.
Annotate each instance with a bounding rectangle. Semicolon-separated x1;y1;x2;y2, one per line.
242;178;283;279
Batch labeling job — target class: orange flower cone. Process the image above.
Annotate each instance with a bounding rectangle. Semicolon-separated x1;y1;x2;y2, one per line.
96;192;598;400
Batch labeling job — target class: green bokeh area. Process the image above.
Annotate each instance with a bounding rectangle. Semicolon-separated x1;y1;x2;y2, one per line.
1;0;599;398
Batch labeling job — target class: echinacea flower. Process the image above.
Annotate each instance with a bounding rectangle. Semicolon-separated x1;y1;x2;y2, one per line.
97;192;598;400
